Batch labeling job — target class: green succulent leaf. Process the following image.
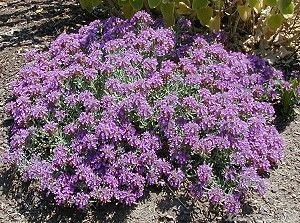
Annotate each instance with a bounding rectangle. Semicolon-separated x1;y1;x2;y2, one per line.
177;2;193;15
237;5;252;21
160;1;175;26
207;15;220;31
278;0;294;16
266;14;284;30
79;0;102;12
118;0;128;6
148;0;161;8
249;0;259;8
196;6;213;25
192;0;209;10
249;0;263;13
264;0;277;6
278;0;292;6
130;0;144;10
122;3;135;18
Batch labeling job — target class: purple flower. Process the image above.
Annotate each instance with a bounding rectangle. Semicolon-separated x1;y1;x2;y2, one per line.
43;121;58;134
3;11;285;213
31;104;48;119
208;187;224;205
197;164;213;185
224;194;241;215
167;169;185;188
78;112;94;126
73;192;90;209
55;110;66;122
63;122;77;135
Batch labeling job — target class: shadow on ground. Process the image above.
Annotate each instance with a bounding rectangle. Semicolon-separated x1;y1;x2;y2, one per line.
0;167;189;223
0;166;134;223
0;0;96;50
0;164;255;223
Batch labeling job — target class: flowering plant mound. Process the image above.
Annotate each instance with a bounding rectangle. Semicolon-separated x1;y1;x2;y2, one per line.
3;12;284;214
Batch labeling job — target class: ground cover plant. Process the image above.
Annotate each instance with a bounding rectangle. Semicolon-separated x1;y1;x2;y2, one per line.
2;11;286;215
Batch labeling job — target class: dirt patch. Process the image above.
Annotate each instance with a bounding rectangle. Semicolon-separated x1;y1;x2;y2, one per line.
0;1;300;222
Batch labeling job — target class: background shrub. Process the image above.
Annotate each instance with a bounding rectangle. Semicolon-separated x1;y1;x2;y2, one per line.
275;78;300;120
3;12;285;214
79;0;295;32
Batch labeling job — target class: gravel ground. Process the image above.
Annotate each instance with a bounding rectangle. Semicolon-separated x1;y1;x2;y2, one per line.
0;1;300;222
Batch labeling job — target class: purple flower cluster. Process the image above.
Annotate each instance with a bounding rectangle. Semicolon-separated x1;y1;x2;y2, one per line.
3;12;285;215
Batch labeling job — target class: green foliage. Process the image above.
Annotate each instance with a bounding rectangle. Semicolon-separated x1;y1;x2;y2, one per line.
192;0;208;9
160;1;176;27
196;6;213;25
78;0;295;32
207;15;220;31
249;0;260;8
278;0;294;17
123;3;135;17
148;0;161;8
266;14;284;31
237;5;252;22
176;1;193;15
277;79;300;119
265;0;277;7
130;0;143;10
79;0;102;12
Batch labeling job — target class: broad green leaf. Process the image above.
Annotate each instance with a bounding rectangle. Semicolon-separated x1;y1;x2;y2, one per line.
278;0;294;16
118;0;128;6
192;0;209;10
148;0;161;8
278;0;292;6
264;0;277;6
79;0;102;12
122;3;134;18
237;5;252;21
177;2;193;15
266;14;284;30
130;0;143;10
196;6;213;25
249;0;259;8
160;1;175;26
208;15;220;31
253;0;263;13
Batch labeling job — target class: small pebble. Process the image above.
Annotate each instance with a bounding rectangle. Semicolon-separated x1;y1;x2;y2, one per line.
165;214;174;220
